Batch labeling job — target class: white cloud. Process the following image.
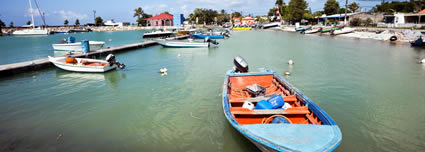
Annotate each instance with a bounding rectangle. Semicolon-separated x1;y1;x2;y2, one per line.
142;4;171;15
25;8;43;17
53;10;89;20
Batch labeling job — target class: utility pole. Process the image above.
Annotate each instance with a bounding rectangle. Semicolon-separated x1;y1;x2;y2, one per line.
344;0;347;25
93;10;96;23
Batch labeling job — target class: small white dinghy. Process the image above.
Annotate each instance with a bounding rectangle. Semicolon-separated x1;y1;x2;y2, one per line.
302;28;322;34
52;41;105;52
48;54;125;73
331;27;354;35
155;37;219;48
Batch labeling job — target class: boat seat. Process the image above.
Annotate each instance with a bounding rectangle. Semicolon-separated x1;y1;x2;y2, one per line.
230;95;297;103
230;107;309;115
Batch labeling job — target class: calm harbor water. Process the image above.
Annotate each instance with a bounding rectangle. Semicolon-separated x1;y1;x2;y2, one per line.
0;30;425;151
0;30;147;65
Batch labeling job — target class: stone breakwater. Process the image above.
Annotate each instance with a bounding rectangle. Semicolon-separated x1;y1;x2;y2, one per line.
277;25;424;43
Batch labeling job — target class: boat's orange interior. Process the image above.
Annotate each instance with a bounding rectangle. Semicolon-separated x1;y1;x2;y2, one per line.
80;60;107;66
227;74;322;125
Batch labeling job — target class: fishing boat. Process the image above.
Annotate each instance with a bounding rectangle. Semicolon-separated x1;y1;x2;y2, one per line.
410;36;425;47
52;37;105;52
302;28;322;34
155;38;218;48
48;54;125;73
222;56;342;152
262;22;280;29
13;0;49;35
331;27;354;35
295;26;312;32
143;30;174;38
192;33;225;39
233;27;252;31
321;25;345;33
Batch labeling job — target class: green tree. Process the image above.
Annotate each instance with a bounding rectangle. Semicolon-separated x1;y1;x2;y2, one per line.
324;0;340;15
216;9;230;25
363;18;373;26
350;18;362;26
231;12;242;18
95;16;103;26
0;19;4;36
75;19;80;26
338;8;352;14
286;0;308;22
64;19;69;26
9;21;14;28
372;1;414;13
313;11;324;17
190;8;218;25
134;7;152;26
348;2;360;12
26;20;31;25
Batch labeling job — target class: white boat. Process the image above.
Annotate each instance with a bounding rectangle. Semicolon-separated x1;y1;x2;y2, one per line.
331;27;354;35
52;41;105;52
155;38;218;48
303;28;322;34
262;22;280;29
48;54;125;73
13;0;49;35
143;30;174;38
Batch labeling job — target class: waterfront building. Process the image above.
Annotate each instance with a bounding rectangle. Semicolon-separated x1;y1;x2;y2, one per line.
241;17;255;25
145;13;174;26
379;9;425;28
173;14;184;26
232;18;241;25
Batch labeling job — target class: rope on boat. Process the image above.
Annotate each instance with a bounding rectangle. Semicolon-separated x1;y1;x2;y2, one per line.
261;115;292;124
190;112;203;120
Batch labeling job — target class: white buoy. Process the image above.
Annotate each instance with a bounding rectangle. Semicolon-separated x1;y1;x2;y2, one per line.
284;71;291;75
421;58;425;63
288;59;294;65
177;54;182;57
108;39;112;42
160;68;168;73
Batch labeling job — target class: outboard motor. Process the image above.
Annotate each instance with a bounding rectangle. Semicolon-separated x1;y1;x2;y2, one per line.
106;54;126;69
204;37;219;45
223;33;230;38
233;56;249;73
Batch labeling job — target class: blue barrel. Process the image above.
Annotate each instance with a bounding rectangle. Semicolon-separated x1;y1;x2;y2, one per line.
81;40;90;53
267;95;285;109
254;100;273;110
67;36;76;43
271;116;291;124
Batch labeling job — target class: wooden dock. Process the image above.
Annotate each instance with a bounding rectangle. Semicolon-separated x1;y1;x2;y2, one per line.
0;35;188;77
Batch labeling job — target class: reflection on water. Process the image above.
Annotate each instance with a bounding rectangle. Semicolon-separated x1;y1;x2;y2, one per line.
55;70;126;89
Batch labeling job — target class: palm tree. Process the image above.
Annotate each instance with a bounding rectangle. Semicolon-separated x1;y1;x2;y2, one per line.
134;7;143;26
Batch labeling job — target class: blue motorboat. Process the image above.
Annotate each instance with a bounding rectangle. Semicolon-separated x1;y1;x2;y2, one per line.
295;26;312;32
222;56;342;151
192;34;225;39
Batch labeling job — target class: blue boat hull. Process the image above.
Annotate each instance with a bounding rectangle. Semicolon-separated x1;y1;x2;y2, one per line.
192;34;224;39
222;68;342;151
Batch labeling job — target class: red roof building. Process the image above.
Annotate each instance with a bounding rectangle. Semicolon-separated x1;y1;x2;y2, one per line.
418;9;425;14
145;13;174;26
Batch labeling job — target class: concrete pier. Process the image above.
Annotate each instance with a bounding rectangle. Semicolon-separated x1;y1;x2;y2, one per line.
0;35;188;77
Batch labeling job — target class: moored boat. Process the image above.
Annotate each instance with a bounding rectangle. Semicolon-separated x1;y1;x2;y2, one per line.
52;41;105;52
302;28;322;34
331;27;354;35
222;56;342;151
48;54;125;73
143;30;174;38
192;33;225;39
12;0;49;36
155;38;218;48
263;22;280;29
295;26;312;32
233;27;252;31
321;25;345;33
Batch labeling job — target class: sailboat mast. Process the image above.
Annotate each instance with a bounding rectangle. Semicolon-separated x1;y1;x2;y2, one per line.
29;0;35;28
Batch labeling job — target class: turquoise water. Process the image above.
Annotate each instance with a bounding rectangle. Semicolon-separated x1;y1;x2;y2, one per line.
0;30;425;151
0;30;147;65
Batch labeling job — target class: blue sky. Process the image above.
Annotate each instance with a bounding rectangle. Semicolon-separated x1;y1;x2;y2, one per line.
0;0;381;26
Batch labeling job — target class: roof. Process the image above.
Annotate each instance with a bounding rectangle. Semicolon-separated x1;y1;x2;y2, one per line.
145;13;173;20
242;17;255;20
320;12;360;19
418;9;425;14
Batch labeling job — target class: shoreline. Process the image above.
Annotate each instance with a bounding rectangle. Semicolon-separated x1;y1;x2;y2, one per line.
276;25;421;44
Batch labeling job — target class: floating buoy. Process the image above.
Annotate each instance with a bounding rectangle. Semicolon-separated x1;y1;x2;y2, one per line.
421;58;425;64
108;39;112;42
390;36;397;41
160;68;168;73
284;71;291;75
288;59;294;65
177;54;181;57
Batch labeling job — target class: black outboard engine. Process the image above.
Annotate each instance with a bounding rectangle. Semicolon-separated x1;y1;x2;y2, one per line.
223;33;230;37
233;56;248;73
204;37;219;45
106;54;126;69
